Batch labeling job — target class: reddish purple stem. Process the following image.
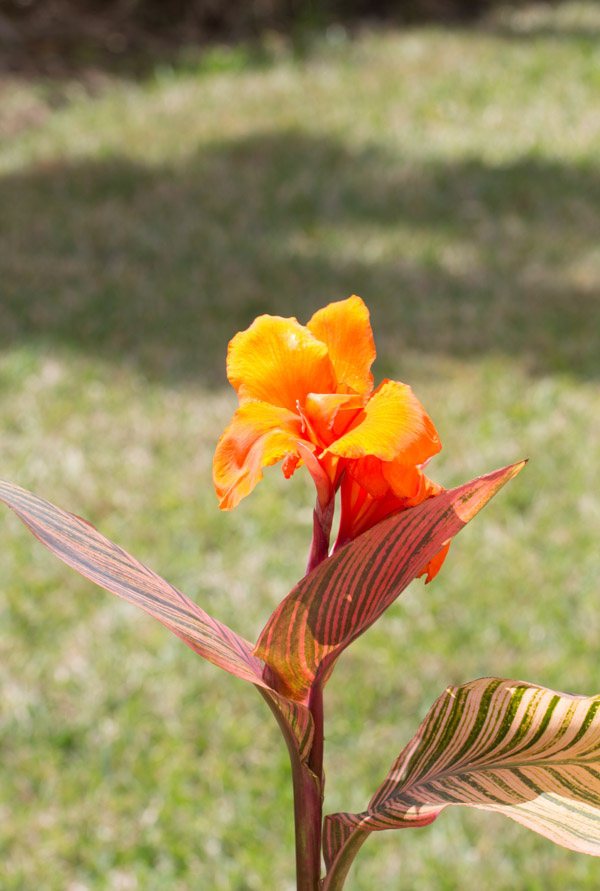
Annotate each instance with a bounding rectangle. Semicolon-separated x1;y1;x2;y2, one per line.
306;496;335;576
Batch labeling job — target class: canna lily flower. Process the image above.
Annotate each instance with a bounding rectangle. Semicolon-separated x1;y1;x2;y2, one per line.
213;295;449;581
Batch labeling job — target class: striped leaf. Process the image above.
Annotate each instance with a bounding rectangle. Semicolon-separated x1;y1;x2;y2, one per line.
255;462;525;702
0;480;313;762
323;678;600;886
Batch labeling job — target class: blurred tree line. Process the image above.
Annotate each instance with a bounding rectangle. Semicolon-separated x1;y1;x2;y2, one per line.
0;0;552;73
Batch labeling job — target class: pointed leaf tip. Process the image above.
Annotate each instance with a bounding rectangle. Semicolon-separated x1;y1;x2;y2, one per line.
452;458;527;523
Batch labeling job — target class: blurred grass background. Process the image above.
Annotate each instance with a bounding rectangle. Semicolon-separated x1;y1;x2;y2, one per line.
2;2;600;888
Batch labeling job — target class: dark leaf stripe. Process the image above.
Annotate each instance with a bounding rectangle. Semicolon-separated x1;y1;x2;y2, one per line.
256;463;525;702
324;678;600;874
0;480;313;761
260;688;314;763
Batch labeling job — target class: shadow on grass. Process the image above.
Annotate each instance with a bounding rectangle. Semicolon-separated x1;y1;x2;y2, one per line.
2;130;599;384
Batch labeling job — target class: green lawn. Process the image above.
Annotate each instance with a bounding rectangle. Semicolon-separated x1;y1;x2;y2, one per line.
2;3;600;888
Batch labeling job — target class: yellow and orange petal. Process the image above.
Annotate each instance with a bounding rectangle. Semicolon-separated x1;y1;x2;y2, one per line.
307;295;376;396
382;460;443;504
216;296;447;580
226;315;336;412
345;455;390;498
346;456;439;504
213;402;303;510
303;392;365;449
326;379;441;465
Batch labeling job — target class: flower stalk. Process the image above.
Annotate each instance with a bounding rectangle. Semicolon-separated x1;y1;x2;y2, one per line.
259;686;323;890
291;751;323;891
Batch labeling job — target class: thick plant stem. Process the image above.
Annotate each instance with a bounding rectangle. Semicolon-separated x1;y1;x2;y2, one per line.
270;494;331;888
307;682;325;793
258;687;324;891
292;681;325;890
291;757;323;890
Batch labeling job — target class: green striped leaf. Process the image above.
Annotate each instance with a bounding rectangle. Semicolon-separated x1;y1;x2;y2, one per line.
0;480;313;762
323;678;600;886
255;462;525;703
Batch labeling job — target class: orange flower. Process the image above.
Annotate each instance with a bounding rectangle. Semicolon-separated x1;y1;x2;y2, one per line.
213;296;448;581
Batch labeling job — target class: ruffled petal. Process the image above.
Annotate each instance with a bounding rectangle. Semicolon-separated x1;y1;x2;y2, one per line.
382;461;443;503
327;379;441;465
336;464;445;550
227;315;335;412
213;402;303;510
345;454;389;498
303;392;364;448
307;295;375;396
347;456;441;502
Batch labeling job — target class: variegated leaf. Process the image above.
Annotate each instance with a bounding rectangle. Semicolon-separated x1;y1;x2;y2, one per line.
0;480;313;761
256;462;525;702
323;678;600;886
